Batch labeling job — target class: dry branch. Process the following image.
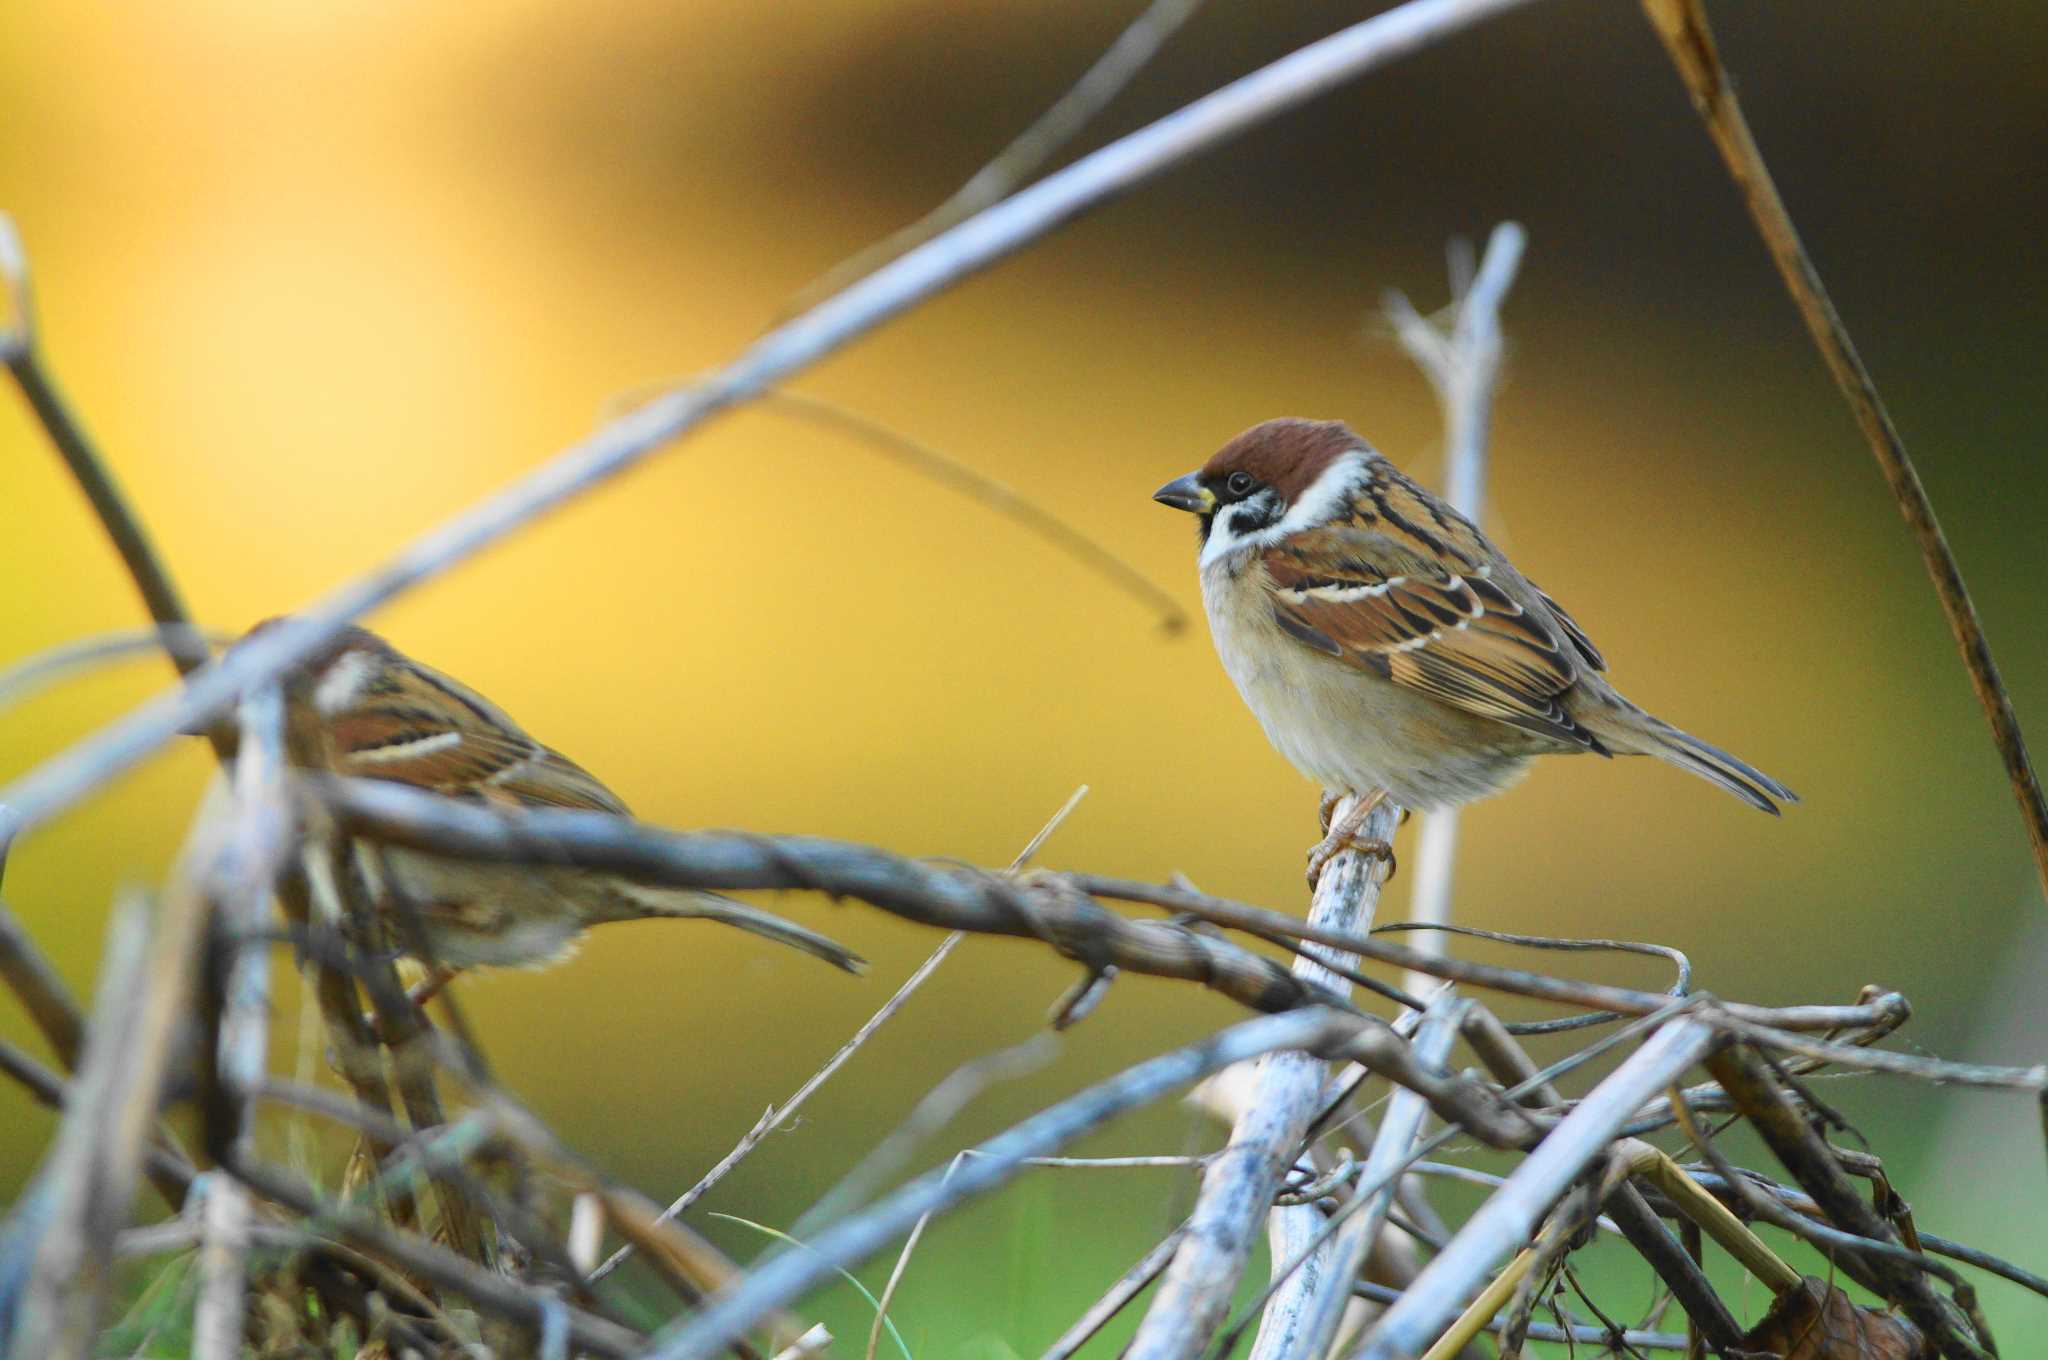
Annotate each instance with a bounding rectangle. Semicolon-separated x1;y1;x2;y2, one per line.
1641;0;2048;905
1288;999;1463;1358
1460;1003;1748;1353
1131;793;1400;1356
1350;1016;1721;1359
1044;1223;1188;1360
0;215;210;683
309;775;2025;1074
193;686;296;1359
642;1006;1528;1359
779;0;1208;317
10;899;156;1359
1706;1042;1991;1358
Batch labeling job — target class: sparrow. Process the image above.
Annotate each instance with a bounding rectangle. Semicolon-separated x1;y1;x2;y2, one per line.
227;620;863;989
1153;419;1795;879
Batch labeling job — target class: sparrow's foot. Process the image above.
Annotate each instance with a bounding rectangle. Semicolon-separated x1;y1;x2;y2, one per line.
407;965;457;1010
1318;791;1345;834
1306;789;1396;889
362;965;458;1045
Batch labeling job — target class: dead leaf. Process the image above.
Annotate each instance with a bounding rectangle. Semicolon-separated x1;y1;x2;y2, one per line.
1741;1276;1934;1359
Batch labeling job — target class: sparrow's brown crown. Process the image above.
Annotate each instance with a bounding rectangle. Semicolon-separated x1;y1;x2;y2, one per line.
1198;418;1364;504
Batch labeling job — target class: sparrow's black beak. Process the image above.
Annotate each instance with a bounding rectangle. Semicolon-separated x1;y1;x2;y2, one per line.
1152;473;1215;515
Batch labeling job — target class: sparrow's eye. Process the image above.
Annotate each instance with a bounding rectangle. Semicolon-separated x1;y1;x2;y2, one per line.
1225;471;1257;498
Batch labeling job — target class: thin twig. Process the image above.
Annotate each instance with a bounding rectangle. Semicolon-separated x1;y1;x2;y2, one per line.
806;786;1105;1360
0;902;86;1071
777;0;1209;319
642;1008;1372;1359
1212;1000;1696;1357
794;1035;1064;1238
864;1152;967;1360
1043;1223;1188;1360
852;788;1097;1359
0;0;1554;842
1353;1280;1691;1351
311;779;1996;1058
597;934;966;1288
644;391;1190;634
1640;0;2048;905
0;1040;197;1212
0;625;233;714
593;785;1089;1286
1270;997;1465;1359
0;215;212;684
1072;870;1924;1038
1654;1169;2048;1302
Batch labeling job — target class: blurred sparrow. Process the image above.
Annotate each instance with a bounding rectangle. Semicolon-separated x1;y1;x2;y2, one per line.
238;621;863;988
1153;419;1795;881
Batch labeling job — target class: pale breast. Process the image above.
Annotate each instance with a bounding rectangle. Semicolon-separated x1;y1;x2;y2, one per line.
1200;557;1548;809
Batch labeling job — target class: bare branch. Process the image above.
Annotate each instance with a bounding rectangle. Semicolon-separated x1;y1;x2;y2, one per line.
646;1008;1370;1359
1134;793;1399;1356
1352;1280;1691;1352
11;898;156;1358
1044;1223;1188;1360
1459;1005;1746;1353
1704;1043;1991;1359
0;626;233;715
1640;0;2048;906
0;216;212;684
1264;997;1465;1359
194;686;295;1359
1349;1016;1720;1359
0;901;85;1072
756;392;1187;633
593;785;1088;1285
778;0;1209;318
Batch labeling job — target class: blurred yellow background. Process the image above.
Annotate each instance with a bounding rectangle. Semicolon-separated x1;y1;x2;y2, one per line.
3;1;2043;1350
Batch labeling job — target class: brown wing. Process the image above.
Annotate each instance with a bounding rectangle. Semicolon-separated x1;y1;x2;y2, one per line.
1259;463;1607;750
327;657;631;815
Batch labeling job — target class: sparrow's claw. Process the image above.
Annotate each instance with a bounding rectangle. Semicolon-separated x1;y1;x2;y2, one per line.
1306;789;1397;890
408;965;457;1010
1305;833;1396;890
362;965;457;1046
1318;791;1345;834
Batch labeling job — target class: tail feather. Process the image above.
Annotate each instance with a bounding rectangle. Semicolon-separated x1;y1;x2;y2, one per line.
625;886;866;973
1590;711;1797;815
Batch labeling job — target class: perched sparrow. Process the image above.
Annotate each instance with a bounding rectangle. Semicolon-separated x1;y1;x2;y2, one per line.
234;621;863;985
1154;419;1794;874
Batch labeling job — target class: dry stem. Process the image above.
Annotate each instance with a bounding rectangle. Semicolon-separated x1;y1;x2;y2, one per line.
1641;0;2048;905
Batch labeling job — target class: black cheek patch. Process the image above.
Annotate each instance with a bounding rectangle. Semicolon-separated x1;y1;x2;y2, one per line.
1228;500;1283;536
